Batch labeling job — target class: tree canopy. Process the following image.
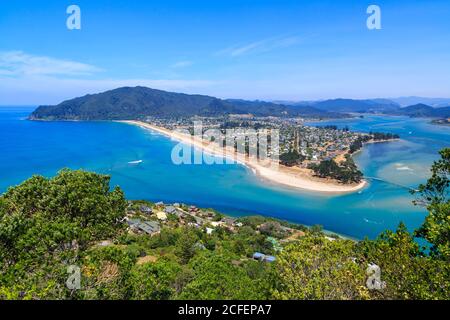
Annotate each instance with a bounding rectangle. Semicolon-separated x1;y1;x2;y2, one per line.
413;148;450;260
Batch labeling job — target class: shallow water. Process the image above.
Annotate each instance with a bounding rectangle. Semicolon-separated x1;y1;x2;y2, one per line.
1;108;448;239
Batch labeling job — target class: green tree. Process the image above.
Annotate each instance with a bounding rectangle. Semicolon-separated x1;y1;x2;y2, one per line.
178;252;267;300
358;223;450;299
273;235;370;300
79;246;136;300
280;150;304;167
413;148;450;260
129;258;181;300
175;228;198;264
0;169;127;300
414;148;449;205
417;202;450;259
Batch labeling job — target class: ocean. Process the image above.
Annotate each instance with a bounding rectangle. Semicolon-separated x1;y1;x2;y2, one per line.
1;106;449;239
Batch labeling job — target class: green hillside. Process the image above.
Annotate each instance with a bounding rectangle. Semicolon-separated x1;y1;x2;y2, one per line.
30;87;346;120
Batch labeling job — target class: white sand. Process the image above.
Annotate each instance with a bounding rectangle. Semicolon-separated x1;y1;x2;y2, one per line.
121;121;367;194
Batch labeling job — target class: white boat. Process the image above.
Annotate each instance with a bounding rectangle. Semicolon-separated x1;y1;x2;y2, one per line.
128;160;143;165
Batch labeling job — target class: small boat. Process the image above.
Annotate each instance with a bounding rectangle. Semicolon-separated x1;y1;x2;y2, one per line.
128;160;143;165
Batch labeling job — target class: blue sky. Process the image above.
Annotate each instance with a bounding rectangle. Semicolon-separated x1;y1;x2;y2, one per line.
0;0;449;105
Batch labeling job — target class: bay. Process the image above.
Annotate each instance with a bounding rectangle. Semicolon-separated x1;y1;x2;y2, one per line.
1;107;448;239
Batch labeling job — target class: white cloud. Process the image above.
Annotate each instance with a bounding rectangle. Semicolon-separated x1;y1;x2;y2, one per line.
170;60;193;68
0;51;216;104
217;36;302;57
0;51;102;77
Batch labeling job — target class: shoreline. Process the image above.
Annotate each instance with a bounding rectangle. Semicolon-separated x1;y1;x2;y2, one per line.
120;120;368;194
348;138;402;158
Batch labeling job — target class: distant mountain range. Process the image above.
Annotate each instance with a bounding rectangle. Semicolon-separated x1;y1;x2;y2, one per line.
301;98;400;113
277;97;450;109
280;99;450;118
388;97;450;108
30;87;450;121
29;87;348;120
390;104;450;118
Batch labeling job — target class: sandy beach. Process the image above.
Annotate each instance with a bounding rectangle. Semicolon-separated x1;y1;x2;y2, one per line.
121;120;367;194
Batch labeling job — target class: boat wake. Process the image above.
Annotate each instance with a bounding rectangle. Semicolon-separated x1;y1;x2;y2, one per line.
363;218;383;225
128;160;143;165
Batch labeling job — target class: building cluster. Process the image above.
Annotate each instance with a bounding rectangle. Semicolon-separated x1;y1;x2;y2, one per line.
144;115;369;167
124;201;244;236
123;200;317;264
279;125;368;165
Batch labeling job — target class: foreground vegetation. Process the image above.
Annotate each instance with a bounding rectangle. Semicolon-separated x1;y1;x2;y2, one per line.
0;149;449;300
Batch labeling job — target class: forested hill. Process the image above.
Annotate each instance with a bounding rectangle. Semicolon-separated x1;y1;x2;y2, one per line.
390;104;450;118
282;99;450;118
29;86;346;120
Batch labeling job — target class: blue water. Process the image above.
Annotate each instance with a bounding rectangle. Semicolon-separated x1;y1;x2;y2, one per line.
1;107;449;239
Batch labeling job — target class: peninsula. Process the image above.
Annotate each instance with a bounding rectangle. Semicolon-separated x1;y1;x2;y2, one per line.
30;86;401;194
122;120;367;193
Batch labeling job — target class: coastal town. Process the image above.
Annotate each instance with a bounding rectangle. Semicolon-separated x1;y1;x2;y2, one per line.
137;115;399;186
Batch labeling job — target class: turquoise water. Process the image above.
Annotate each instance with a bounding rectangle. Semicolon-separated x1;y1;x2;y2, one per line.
1;107;449;239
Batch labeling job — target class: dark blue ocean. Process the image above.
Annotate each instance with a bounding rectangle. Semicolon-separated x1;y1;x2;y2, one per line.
1;106;449;239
